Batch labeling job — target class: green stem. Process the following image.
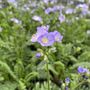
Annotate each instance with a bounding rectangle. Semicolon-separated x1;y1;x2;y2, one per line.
46;60;50;90
44;55;50;90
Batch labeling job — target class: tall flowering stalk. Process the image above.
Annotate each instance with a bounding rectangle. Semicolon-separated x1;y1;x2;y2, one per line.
31;25;63;90
44;54;50;90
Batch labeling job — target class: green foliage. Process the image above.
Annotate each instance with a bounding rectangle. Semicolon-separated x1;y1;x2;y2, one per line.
0;0;90;90
0;81;17;90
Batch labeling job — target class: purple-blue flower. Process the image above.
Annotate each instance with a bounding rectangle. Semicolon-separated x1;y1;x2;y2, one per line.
31;25;49;42
58;14;65;23
37;33;55;46
81;9;89;15
76;4;88;9
45;5;64;14
49;0;57;4
10;18;21;24
36;53;41;58
43;0;49;4
31;32;48;43
37;25;49;32
7;0;16;3
65;77;70;84
65;86;69;90
43;0;57;4
51;31;63;42
31;34;38;42
45;7;53;14
57;5;65;11
51;5;64;12
76;4;89;15
77;66;88;73
31;25;63;46
65;8;75;14
32;15;42;22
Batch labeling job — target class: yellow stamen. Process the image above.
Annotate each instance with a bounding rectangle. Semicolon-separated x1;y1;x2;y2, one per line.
42;37;48;43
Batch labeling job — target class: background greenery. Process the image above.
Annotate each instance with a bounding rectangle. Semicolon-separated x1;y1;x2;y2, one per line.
0;0;90;90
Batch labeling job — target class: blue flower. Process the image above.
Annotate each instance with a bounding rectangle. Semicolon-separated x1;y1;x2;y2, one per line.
77;66;88;73
36;53;41;58
65;8;75;14
58;14;65;23
65;77;70;84
51;31;63;42
43;0;49;4
45;7;53;14
32;15;42;22
65;86;69;90
76;4;89;15
37;33;55;46
31;25;49;42
37;25;49;32
8;0;16;3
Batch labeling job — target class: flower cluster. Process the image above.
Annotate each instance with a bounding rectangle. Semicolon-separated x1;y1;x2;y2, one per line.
45;5;64;14
31;25;63;46
76;4;89;15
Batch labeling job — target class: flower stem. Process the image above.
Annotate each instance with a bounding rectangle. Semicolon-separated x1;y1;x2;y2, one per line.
44;55;50;90
46;60;50;90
